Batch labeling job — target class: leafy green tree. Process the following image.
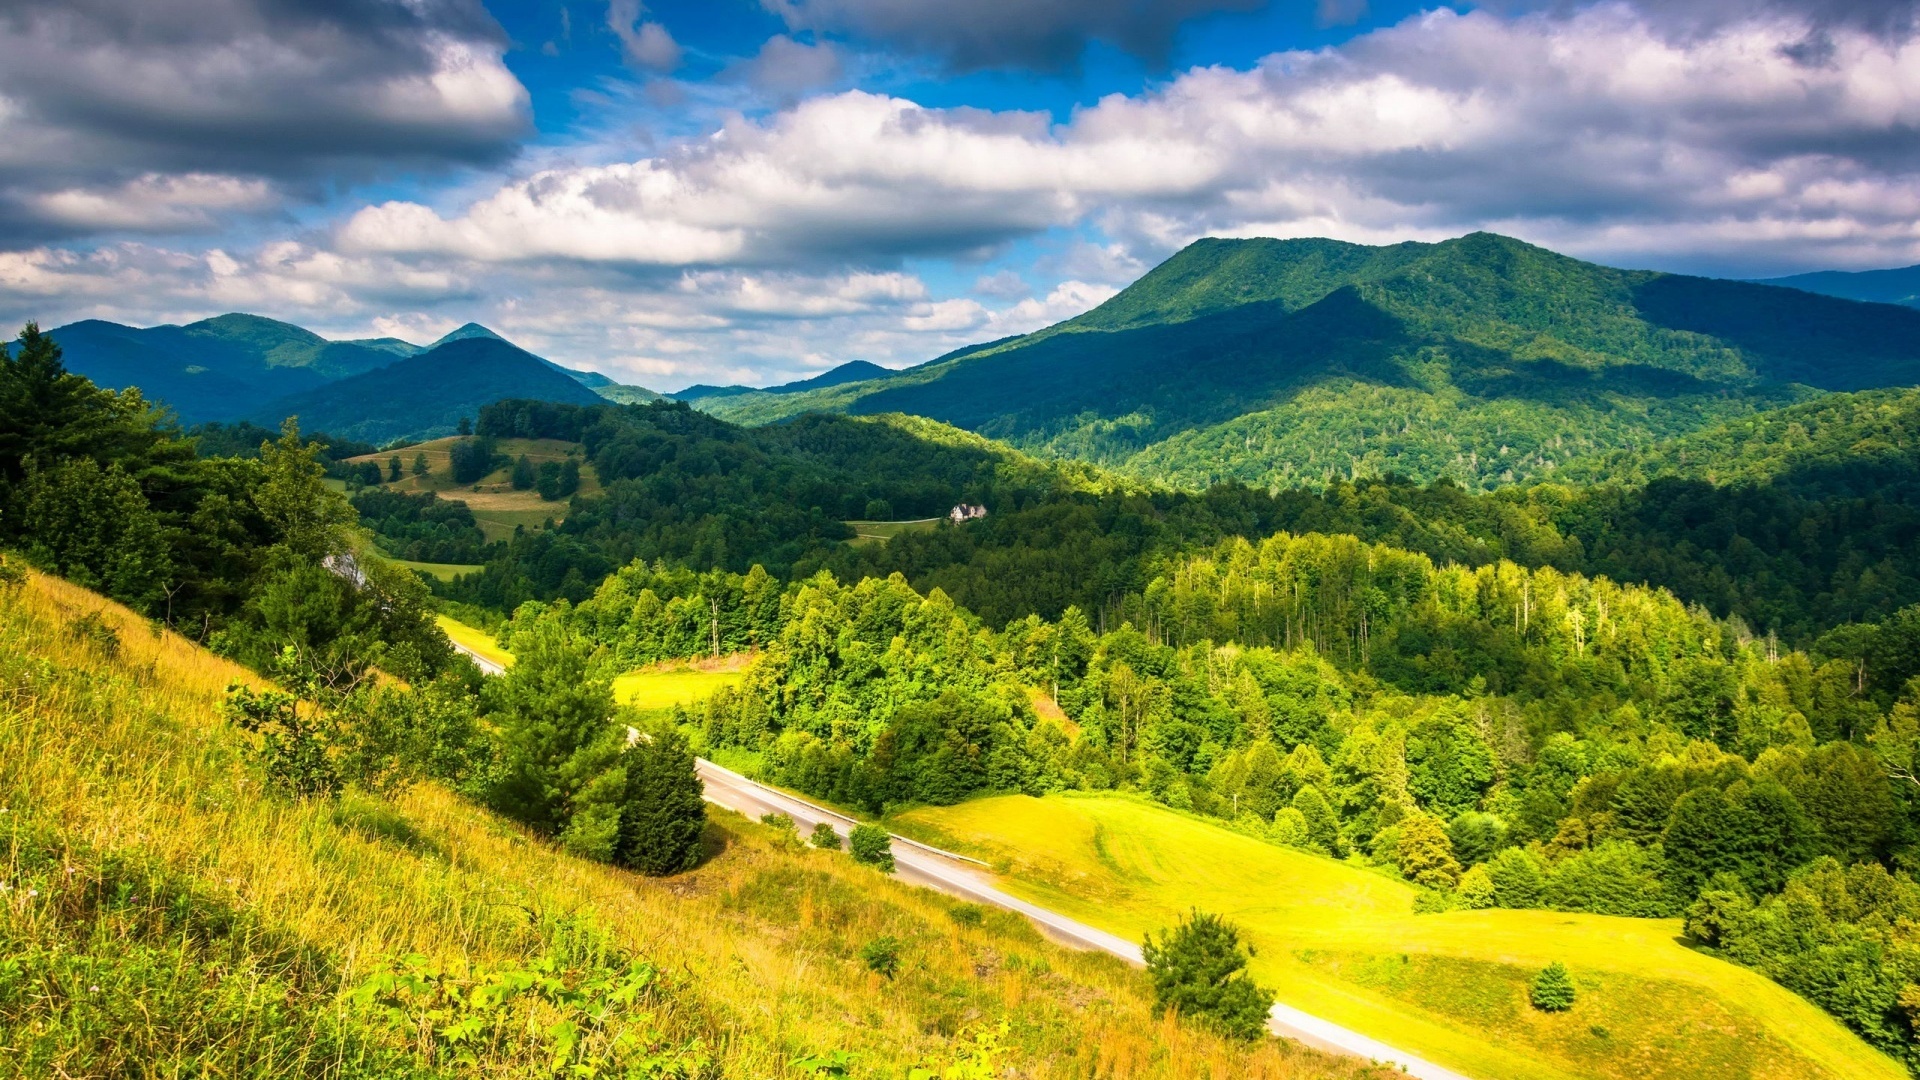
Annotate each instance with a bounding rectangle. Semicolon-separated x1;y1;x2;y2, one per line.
511;454;536;491
1447;812;1508;866
254;419;354;562
1529;963;1576;1012
412;451;429;477
614;727;706;875
1290;784;1342;855
483;612;617;836
448;436;495;484
387;455;402;482
810;821;841;849
1396;810;1462;889
848;824;894;872
1141;910;1275;1040
17;458;171;610
1486;847;1549;908
457;415;472;436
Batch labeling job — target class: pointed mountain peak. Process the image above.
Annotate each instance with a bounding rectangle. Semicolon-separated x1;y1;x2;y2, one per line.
430;322;508;348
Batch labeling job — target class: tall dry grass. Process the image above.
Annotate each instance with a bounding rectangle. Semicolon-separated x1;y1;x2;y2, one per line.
0;569;1382;1079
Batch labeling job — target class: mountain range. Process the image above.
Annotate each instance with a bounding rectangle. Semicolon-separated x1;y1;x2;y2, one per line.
693;232;1920;491
1759;263;1920;309
668;359;894;402
42;315;657;442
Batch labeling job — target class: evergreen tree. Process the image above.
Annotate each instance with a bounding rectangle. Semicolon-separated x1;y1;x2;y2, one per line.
511;454;536;491
1486;847;1549;908
412;451;429;477
1291;784;1342;855
1141;910;1275;1040
614;727;706;876
482;612;616;835
1529;962;1576;1011
387;455;402;482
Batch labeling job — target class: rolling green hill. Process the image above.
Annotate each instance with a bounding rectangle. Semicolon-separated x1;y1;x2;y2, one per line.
251;337;607;444
698;233;1920;491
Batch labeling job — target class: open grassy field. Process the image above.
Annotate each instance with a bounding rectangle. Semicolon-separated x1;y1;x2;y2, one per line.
895;793;1905;1080
614;667;747;711
346;437;600;540
434;613;514;669
388;557;483;582
844;518;941;546
0;571;1386;1080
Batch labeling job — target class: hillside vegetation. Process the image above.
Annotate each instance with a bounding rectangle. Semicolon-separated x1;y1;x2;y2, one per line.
700;232;1920;491
896;793;1905;1080
0;568;1379;1080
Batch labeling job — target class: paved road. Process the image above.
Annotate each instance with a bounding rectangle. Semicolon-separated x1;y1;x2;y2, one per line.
444;636;1471;1080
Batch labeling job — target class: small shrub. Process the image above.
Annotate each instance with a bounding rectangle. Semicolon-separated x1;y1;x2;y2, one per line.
1141;909;1274;1041
810;821;841;850
859;936;901;978
1530;962;1576;1012
761;812;801;850
222;683;341;799
848;824;894;873
69;610;121;658
0;553;25;589
949;903;985;927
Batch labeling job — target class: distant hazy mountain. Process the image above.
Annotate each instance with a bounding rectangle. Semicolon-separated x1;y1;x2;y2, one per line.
251;337;607;444
1757;264;1920;309
46;313;402;422
699;232;1920;491
670;359;894;402
44;312;659;427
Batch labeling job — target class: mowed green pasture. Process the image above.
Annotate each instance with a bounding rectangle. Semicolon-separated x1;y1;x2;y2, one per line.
895;793;1904;1080
391;557;483;581
844;518;941;546
613;668;745;711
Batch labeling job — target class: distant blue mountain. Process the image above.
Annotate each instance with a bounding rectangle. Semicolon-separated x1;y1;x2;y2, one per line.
1758;264;1920;309
670;359;894;402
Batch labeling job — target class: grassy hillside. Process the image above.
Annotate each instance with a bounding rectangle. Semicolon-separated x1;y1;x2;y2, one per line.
0;570;1382;1080
896;793;1906;1080
348;435;601;541
698;233;1920;491
252;338;606;444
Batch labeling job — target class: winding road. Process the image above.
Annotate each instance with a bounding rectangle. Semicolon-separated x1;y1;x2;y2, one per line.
446;636;1470;1080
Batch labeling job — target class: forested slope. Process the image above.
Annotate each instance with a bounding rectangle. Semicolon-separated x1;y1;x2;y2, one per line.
701;232;1920;491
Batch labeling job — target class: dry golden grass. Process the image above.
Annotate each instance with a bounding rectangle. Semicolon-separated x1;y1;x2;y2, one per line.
0;571;1383;1080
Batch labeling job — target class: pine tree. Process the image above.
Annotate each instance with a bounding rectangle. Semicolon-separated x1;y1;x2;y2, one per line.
511;454;535;490
411;451;429;477
1397;810;1463;889
614;727;706;876
387;455;402;482
1141;910;1275;1040
1529;962;1576;1011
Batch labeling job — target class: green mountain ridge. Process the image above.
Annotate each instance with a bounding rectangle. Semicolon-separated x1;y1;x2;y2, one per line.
698;232;1920;491
250;337;607;444
44;313;659;429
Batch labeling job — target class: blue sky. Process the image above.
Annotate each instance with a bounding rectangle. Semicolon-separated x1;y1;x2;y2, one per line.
3;0;1918;390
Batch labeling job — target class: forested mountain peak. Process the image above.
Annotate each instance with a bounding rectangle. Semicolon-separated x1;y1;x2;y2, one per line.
698;232;1920;493
431;321;509;347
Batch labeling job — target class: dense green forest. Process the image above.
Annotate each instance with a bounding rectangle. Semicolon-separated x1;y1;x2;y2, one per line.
18;313;1920;1070
510;531;1920;1067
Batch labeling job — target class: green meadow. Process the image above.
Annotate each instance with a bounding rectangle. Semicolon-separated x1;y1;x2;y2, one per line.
895;792;1905;1080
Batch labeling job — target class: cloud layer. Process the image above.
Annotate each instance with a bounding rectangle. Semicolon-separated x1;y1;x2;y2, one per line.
0;0;528;241
10;2;1920;389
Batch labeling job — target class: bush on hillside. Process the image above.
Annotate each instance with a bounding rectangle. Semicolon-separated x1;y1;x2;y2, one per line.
811;821;841;850
848;824;894;872
860;936;901;978
1141;910;1274;1041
